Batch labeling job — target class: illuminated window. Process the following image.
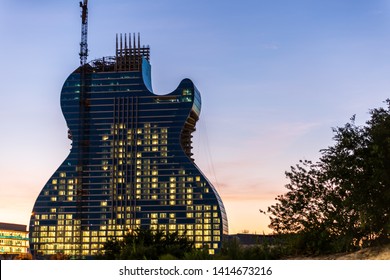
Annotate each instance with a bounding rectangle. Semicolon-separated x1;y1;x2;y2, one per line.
178;224;185;230
182;89;192;96
159;225;167;230
150;225;158;230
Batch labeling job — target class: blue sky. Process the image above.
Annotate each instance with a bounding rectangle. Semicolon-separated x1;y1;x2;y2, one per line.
1;0;390;234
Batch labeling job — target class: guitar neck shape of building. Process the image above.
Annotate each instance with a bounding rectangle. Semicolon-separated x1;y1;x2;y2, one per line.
29;33;228;258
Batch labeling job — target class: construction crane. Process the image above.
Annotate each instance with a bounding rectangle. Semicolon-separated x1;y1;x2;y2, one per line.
76;0;89;257
79;0;88;66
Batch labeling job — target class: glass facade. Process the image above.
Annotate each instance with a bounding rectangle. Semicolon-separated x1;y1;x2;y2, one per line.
29;35;228;257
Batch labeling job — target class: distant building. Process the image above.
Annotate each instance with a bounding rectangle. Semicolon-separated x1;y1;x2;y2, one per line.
0;222;29;259
227;233;278;246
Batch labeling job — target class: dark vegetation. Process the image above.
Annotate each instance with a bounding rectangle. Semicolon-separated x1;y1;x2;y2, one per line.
267;100;390;255
96;229;194;260
96;229;287;260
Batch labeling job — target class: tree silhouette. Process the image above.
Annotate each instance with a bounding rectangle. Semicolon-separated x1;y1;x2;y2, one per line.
97;229;195;260
268;100;390;253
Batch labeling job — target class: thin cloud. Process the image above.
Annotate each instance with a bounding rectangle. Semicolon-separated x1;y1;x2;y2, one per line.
260;42;280;50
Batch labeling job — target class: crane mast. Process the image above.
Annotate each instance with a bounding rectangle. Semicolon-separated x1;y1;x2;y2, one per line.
80;0;88;65
76;0;89;257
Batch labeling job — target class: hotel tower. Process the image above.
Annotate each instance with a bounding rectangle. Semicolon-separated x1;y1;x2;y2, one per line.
29;1;228;258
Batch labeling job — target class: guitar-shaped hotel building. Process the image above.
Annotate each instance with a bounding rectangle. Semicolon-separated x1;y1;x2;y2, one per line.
29;1;228;257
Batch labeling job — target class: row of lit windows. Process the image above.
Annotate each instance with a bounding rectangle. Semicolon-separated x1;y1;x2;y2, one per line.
35;204;218;220
51;196;73;202
46;191;202;201
0;232;28;238
33;249;99;256
34;246;215;256
35;215;220;229
33;223;215;239
33;220;221;235
106;132;169;140
107;127;168;138
52;179;74;184
106;139;170;146
51;169;207;181
0;240;28;246
0;246;27;253
110;123;168;132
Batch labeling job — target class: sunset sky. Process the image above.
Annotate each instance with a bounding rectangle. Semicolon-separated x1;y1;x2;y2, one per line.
1;0;390;234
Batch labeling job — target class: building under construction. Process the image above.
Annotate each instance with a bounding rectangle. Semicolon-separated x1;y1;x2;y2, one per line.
29;1;228;257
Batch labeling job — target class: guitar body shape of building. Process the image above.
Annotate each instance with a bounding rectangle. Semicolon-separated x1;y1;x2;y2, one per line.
29;33;228;257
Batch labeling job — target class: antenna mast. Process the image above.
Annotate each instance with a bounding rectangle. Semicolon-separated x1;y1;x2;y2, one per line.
79;0;89;65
